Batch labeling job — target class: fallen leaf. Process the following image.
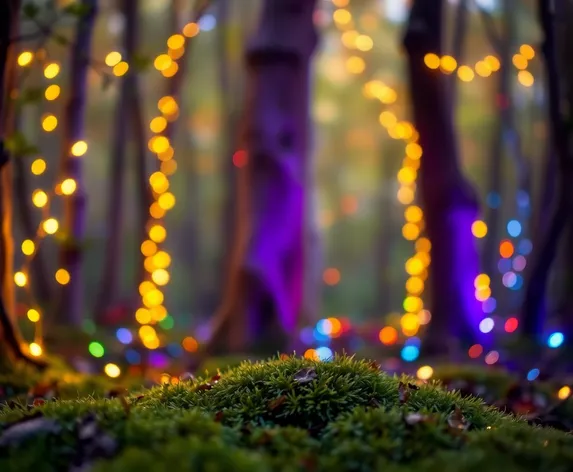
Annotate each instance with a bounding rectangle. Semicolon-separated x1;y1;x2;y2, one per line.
105;388;127;399
294;367;317;384
214;411;224;422
368;361;381;371
0;413;61;447
447;407;470;431
179;372;195;382
268;395;287;411
398;382;410;404
210;374;221;383
196;383;213;391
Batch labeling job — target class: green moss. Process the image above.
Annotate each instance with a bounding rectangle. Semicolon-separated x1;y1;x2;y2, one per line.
1;355;572;471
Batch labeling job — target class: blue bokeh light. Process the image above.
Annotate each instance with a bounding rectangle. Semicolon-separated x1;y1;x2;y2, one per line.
401;345;419;362
548;332;564;348
316;346;333;361
199;14;216;31
125;349;141;364
486;192;501;208
116;328;133;344
507;220;522;237
527;368;540;381
518;239;533;255
482;297;497;313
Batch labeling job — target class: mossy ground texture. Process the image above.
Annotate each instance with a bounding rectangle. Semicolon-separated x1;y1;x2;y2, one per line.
1;356;573;471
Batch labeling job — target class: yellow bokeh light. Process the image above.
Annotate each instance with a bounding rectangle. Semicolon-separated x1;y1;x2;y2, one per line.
341;30;359;48
161;61;179;78
475;61;492;77
457;65;475;82
405;142;422;159
152;251;171;269
150;202;165;219
44;84;60;100
397;167;416;185
42;114;58;132
60;178;77;195
71;140;88;156
424;53;440;69
518;70;534;87
150;116;167;133
150;305;167;321
558;386;571;400
405;276;424;295
44;62;60;79
55;268;71;285
401;313;420;332
333;8;352;25
31;158;47;175
157;192;176;210
346;56;365;74
167;34;185;49
512;54;528;70
27;309;40;322
154;54;173;71
484;55;501;71
404;205;423;223
417;365;433;380
168;47;185;60
104;363;121;378
415;237;431;252
520;44;535;60
474;273;491;289
158;96;178;115
142;336;160;349
440;55;457;73
151;136;170;154
475;286;492;301
379;111;397;128
135;307;151;324
21;239;35;255
333;0;349;5
160;160;178;176
139;281;156;296
140;240;158;257
405;257;424;276
14;271;27;287
113;61;129;77
143;289;164;308
29;343;43;357
42;218;59;235
149;172;169;193
18;51;33;66
182;22;200;38
151;268;170;286
32;189;48;208
402;223;420;241
471;220;488;238
397;186;415;205
355;34;373;51
403;296;423;313
105;51;122;67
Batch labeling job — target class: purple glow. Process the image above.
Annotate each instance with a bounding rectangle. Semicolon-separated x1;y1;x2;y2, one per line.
149;351;169;369
512;255;527;271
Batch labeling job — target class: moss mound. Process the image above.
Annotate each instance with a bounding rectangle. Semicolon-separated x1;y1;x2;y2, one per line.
1;356;572;471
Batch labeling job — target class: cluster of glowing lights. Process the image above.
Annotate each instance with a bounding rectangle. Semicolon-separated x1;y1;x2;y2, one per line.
331;1;430;360
423;43;535;87
13;49;83;357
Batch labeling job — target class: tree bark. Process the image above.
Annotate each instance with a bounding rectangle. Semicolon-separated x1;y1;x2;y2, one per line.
58;0;97;326
521;0;573;341
0;0;45;369
94;0;131;321
404;0;483;355
205;0;318;356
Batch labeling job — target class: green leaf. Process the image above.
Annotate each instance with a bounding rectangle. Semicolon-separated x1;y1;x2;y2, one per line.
62;2;91;17
4;132;39;157
22;3;40;18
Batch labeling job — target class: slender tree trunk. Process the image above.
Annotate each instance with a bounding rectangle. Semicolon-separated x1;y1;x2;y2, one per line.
0;0;45;368
205;0;318;356
404;0;483;355
94;0;131;321
58;0;97;326
13;112;52;309
521;0;573;342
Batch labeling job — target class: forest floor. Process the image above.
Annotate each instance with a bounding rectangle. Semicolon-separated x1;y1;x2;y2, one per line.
1;355;573;471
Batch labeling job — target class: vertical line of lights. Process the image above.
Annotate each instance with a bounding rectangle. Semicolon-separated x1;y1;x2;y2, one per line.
102;21;202;359
12;48;78;357
329;0;429;363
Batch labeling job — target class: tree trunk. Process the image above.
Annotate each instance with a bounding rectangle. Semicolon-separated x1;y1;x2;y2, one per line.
404;0;483;355
521;0;573;342
58;0;97;326
205;0;318;356
94;0;131;321
0;0;45;369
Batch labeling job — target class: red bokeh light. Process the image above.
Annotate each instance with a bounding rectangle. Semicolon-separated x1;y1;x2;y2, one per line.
232;150;248;168
468;344;483;359
505;317;519;333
